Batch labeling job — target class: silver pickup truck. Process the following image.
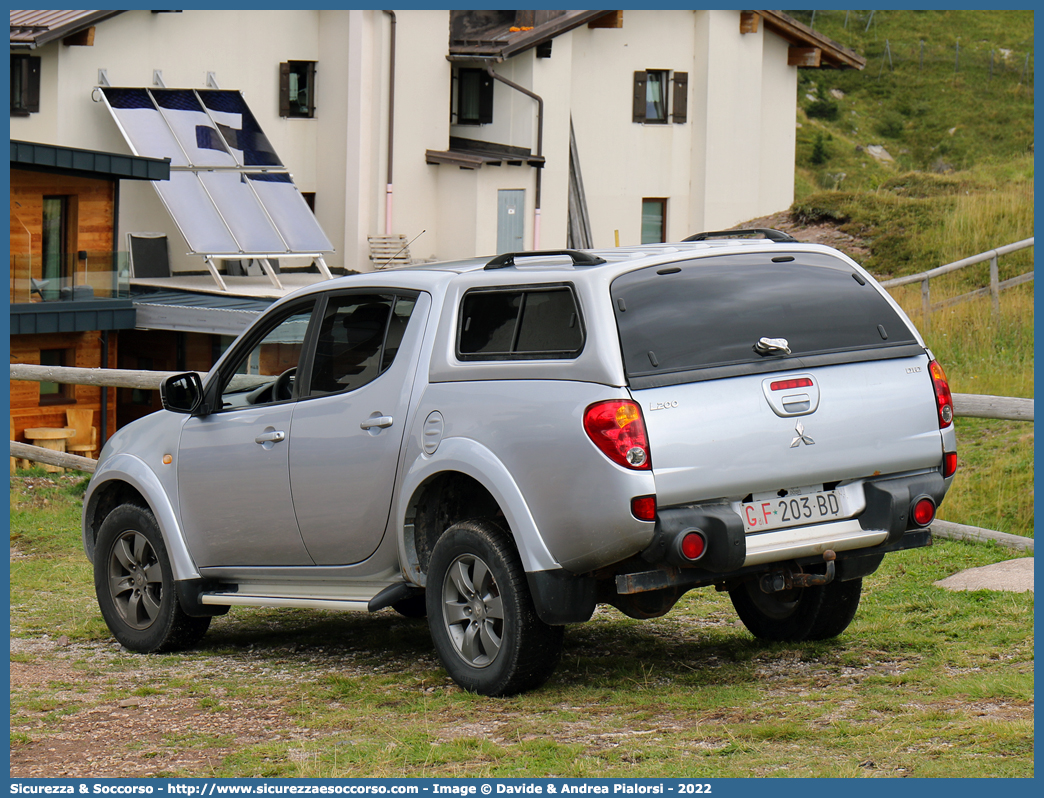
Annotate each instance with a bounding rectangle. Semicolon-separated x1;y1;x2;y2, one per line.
82;230;957;696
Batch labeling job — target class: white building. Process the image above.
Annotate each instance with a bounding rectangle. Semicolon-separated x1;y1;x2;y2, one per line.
11;8;863;291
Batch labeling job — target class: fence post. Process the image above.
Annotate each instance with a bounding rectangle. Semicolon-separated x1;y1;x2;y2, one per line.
921;277;931;330
990;254;1000;319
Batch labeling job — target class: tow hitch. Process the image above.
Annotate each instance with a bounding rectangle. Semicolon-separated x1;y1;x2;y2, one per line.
759;550;836;593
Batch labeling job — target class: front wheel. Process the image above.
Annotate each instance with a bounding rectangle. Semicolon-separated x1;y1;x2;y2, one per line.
94;504;210;653
426;519;563;696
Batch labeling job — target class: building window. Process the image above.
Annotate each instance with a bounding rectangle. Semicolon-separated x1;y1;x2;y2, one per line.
632;71;688;124
39;349;75;405
279;61;316;118
10;55;41;116
455;68;494;125
40;196;72;299
641;199;667;244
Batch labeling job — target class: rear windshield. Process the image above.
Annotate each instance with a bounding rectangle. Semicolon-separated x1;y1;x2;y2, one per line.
611;252;920;385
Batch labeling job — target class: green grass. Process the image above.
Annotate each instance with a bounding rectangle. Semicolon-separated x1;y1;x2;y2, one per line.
8;478;1035;778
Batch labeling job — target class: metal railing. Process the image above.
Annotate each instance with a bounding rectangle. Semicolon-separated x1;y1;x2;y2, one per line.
880;238;1034;328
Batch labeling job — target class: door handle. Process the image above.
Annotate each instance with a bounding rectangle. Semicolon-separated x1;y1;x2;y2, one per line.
254;430;286;444
360;415;394;431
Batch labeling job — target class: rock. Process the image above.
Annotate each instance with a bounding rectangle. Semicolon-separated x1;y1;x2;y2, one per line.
118;698;140;708
866;145;895;163
934;558;1034;593
56;636;70;647
932;159;955;174
830;88;846;100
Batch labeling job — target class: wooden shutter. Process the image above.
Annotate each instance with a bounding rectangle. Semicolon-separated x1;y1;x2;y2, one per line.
632;71;647;123
278;62;290;117
671;71;687;124
478;72;494;125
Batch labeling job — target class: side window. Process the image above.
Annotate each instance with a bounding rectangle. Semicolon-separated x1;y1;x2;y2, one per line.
11;54;41;116
307;294;416;397
454;67;493;125
217;301;316;410
632;70;687;124
279;61;316;118
458;286;583;360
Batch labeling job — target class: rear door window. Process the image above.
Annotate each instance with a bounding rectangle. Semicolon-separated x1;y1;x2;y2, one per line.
611;252;920;386
458;285;584;360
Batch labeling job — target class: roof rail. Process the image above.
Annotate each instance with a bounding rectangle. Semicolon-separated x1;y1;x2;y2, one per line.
484;249;607;270
683;228;797;243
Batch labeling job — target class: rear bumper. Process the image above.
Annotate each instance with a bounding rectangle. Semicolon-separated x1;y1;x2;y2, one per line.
627;470;945;589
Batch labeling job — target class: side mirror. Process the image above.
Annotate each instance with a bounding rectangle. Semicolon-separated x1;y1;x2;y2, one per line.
160;372;207;416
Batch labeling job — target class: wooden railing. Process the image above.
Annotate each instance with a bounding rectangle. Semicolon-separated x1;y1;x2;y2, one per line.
879;238;1034;329
9;364;1034;552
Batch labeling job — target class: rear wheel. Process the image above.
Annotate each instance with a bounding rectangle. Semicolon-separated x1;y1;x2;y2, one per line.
807;577;862;640
729;579;825;642
94;504;210;653
426;519;563;696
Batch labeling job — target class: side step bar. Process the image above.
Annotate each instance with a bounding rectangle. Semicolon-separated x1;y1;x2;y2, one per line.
197;580;417;613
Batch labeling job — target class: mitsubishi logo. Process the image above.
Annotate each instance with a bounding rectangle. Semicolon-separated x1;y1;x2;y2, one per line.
790;421;815;448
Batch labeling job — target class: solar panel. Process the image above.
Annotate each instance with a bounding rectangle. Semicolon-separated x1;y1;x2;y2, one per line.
100;86;332;257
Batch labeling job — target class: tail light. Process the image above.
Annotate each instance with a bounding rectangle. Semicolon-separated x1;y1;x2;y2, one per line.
928;360;954;429
943;451;958;478
584;400;651;470
911;496;936;527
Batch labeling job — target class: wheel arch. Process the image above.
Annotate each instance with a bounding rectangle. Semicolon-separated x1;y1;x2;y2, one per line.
397;437;560;585
82;453;201;581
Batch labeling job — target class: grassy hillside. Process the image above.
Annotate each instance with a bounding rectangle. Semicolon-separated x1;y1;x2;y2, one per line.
780;10;1034;536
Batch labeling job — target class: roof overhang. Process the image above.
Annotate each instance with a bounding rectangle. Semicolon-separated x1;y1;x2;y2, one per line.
426;137;545;170
448;10;611;62
9;299;137;335
757;10;866;69
10;140;171;182
131;289;272;336
9;10;124;49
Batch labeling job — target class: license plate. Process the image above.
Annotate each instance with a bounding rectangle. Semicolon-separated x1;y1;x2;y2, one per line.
741;490;843;533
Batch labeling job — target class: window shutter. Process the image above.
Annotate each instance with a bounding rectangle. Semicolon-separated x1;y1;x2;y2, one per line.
304;61;316;116
478;73;494;125
278;62;290;117
671;71;687;124
632;71;647;123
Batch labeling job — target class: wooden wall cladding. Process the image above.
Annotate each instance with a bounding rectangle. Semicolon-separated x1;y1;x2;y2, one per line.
9;169;116;261
9;330;118;443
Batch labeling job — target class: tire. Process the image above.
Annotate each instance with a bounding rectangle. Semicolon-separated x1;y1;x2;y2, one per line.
392;593;427;618
425;519;564;696
806;577;862;640
729;578;826;642
94;504;210;653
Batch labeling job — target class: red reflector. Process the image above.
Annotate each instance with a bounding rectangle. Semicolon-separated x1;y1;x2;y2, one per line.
631;495;657;522
770;377;814;392
943;452;958;478
912;497;936;527
681;531;706;560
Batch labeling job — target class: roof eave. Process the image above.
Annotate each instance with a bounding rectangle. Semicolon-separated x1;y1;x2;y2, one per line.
760;10;866;70
10;10;124;49
448;10;610;61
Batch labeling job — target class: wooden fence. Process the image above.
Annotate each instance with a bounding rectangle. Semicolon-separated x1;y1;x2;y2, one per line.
879;237;1034;329
8;363;1034;552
